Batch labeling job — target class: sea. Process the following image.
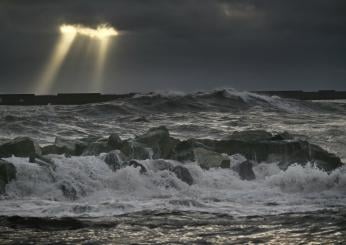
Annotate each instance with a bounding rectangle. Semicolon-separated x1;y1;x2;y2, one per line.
0;88;345;244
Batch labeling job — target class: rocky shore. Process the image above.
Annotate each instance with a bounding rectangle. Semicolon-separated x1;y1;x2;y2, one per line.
0;126;344;196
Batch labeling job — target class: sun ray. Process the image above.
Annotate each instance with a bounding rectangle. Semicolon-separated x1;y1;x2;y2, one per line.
36;24;118;94
37;28;76;94
92;37;111;92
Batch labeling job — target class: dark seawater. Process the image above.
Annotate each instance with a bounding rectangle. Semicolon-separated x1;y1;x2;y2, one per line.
1;210;346;244
1;89;346;244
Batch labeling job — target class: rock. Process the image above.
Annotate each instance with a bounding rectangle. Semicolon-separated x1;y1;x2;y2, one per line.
149;160;174;171
220;159;231;168
232;160;256;180
82;142;111;156
0;137;41;158
136;126;179;159
54;137;87;156
104;150;128;171
128;160;147;174
198;133;343;172
121;140;152;160
107;133;123;149
41;145;66;155
172;165;193;185
173;139;210;162
193;147;230;169
301;144;343;172
0;159;16;194
29;154;56;171
171;139;231;169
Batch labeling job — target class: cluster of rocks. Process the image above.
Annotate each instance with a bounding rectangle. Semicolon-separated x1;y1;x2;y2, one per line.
0;127;344;194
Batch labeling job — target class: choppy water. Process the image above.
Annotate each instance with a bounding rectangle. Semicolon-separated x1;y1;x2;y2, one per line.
1;88;346;243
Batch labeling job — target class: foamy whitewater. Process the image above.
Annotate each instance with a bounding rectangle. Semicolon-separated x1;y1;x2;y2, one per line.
1;89;346;243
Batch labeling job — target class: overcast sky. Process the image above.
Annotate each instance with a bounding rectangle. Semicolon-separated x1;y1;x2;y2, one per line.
0;0;345;94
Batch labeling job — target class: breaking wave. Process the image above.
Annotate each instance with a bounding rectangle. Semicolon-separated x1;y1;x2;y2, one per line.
1;155;346;218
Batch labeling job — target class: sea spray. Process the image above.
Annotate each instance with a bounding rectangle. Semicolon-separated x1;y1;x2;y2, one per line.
1;155;346;217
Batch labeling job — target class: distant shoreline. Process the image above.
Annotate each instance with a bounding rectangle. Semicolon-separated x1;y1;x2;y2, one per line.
1;90;346;105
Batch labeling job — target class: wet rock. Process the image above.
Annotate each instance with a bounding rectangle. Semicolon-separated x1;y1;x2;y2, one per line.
121;140;152;160
149;160;174;171
172;139;231;169
136;126;179;159
0;137;41;158
199;133;343;172
54;137;87;156
29;154;56;170
232;160;256;180
104;150;128;171
41;144;66;155
28;155;56;181
220;159;231;168
173;139;210;162
0;159;16;194
128;160;147;174
82;141;112;156
193;147;230;169
172;165;193;185
107;133;123;149
295;143;342;172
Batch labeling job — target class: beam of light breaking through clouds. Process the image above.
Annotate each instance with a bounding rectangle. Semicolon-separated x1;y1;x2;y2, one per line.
36;29;76;94
92;37;111;92
36;24;118;94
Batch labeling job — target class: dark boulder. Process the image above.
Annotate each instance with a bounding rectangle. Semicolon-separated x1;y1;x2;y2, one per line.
54;137;87;156
173;139;211;162
0;159;16;194
172;165;193;185
128;160;147;174
135;126;179;159
42;144;66;155
29;154;56;171
232;160;256;180
121;140;152;160
149;159;174;171
82;141;112;156
104;150;128;171
0;137;41;158
107;133;123;149
198;132;343;172
170;139;230;169
192;147;230;169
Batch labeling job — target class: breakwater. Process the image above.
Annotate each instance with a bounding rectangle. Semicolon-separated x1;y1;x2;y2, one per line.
0;90;345;105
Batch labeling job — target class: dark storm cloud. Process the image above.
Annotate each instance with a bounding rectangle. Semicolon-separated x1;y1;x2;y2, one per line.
0;0;345;93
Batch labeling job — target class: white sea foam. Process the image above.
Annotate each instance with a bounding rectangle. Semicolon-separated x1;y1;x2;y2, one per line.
1;155;345;218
